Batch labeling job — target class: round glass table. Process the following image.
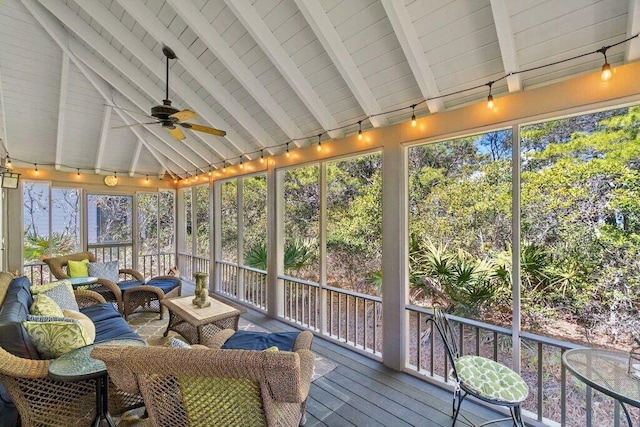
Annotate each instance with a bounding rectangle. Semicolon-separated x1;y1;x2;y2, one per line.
49;338;145;427
67;276;99;289
563;348;640;426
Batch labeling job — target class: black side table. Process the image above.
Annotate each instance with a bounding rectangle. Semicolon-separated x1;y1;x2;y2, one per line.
48;338;145;427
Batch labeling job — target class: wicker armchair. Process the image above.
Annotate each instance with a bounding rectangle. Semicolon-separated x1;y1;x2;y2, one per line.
92;330;315;427
43;251;145;314
0;289;143;427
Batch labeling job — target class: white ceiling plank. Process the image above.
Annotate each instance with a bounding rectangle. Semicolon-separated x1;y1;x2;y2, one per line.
169;0;303;145
627;0;640;61
129;138;143;177
110;0;275;150
380;0;444;114
294;0;388;128
490;0;522;92
225;0;344;139
94;105;111;174
35;0;219;167
54;53;69;170
20;0;179;178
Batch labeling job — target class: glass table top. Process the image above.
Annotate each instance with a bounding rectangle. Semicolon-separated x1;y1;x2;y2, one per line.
48;338;145;382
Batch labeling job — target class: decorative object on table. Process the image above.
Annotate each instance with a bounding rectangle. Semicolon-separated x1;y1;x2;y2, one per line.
628;337;640;378
192;272;210;308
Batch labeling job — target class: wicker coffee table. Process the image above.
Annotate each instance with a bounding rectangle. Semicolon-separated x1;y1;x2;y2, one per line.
161;295;246;345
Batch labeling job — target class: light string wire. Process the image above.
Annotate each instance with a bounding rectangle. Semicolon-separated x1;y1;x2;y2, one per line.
4;33;639;181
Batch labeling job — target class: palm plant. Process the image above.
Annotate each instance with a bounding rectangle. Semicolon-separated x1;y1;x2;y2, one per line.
244;240;314;274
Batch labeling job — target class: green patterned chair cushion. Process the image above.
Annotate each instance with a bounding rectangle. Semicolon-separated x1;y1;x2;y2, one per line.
178;376;266;425
455;355;529;403
30;294;64;317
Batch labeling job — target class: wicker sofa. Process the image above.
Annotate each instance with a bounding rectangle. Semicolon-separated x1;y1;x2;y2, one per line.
93;329;315;427
0;272;143;427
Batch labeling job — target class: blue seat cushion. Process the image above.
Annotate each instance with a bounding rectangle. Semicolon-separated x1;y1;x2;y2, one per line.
221;331;300;352
146;277;180;294
117;280;145;292
80;303;123;323
80;303;141;342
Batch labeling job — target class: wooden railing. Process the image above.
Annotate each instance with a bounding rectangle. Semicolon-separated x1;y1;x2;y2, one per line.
217;261;266;310
406;305;637;426
23;261;50;285
177;253;209;282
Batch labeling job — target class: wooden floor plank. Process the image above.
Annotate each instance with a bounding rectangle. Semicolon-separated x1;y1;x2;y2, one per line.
235;306;510;427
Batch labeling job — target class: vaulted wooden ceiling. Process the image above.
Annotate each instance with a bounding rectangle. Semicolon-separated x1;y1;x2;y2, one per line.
0;0;637;179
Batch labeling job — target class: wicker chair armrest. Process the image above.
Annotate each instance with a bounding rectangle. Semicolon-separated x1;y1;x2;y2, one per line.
119;269;144;282
74;289;107;307
204;329;236;349
42;251;96;279
295;349;315;402
91;346;141;395
293;331;313;352
0;347;51;378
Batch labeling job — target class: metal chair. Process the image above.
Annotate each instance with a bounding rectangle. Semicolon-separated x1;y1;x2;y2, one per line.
426;306;529;427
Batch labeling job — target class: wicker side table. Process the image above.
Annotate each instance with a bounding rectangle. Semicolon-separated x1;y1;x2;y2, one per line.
161;295;246;345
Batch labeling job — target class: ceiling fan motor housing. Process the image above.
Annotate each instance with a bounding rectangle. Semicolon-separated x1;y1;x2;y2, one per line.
151;99;180;127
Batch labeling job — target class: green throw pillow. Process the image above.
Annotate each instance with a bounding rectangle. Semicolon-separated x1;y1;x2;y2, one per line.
30;294;64;318
23;317;93;359
67;259;89;277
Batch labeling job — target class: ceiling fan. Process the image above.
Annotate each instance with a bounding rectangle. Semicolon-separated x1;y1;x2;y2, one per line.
114;46;226;141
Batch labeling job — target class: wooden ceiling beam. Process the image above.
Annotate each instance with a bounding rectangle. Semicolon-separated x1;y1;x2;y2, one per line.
225;0;344;139
490;0;522;92
94;105;111;174
381;0;444;114
168;0;303;148
627;0;640;61
54;53;69;170
294;0;388;128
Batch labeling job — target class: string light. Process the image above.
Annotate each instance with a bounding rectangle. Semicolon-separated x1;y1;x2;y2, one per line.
486;82;495;110
34;163;38;174
208;166;212;176
173;177;178;184
9;33;638;182
145;174;149;182
317;134;322;152
222;161;226;173
598;47;612;81
77;168;81;177
239;157;244;169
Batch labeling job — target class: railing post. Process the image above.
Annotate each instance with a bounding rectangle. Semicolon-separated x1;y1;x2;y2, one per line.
237;178;245;302
319;163;327;335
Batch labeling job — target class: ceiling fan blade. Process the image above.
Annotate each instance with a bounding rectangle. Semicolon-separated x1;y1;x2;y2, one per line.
180;123;227;137
170;109;198;123
112;121;159;129
166;126;186;141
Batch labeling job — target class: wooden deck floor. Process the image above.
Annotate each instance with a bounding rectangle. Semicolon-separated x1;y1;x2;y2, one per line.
241;309;515;427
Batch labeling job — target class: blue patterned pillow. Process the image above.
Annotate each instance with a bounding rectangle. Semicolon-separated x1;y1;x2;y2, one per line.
88;261;119;283
170;337;191;348
30;281;79;312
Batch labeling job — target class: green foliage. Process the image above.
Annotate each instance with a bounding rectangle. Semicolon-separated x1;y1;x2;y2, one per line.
244;240;314;274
